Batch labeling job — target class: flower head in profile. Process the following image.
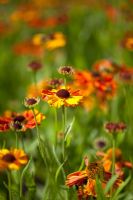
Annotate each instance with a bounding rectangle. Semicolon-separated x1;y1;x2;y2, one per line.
24;97;40;108
105;122;127;133
0;149;28;170
58;66;74;76
41;86;83;108
28;60;42;72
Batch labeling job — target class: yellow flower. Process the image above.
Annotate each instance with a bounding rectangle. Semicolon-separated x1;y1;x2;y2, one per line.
32;32;66;50
41;87;83;108
0;149;28;170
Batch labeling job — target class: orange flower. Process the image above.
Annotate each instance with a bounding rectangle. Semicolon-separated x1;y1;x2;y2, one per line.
23;109;45;129
66;161;122;199
93;59;120;75
97;148;133;177
73;70;94;96
0;116;12;132
121;32;133;51
13;40;43;56
0;149;28;170
42;86;83;108
28;14;68;28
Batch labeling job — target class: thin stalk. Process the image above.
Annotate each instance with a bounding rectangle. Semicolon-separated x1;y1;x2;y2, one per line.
62;106;66;160
15;131;18;148
112;137;115;175
32;108;49;171
110;136;116;198
54;108;58;146
7;171;12;200
33;71;37;87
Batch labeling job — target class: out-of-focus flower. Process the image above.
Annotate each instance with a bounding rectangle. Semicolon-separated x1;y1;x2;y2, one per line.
48;78;63;88
121;32;133;51
104;5;119;22
10;4;39;23
32;32;66;50
28;60;42;72
94;137;108;150
22;109;45;130
93;59;120;75
97;148;133;177
1;109;45;132
58;66;74;76
24;97;40;108
13;40;43;56
42;86;83;108
27;80;49;97
66;161;122;199
73;70;94;96
28;14;68;28
0;149;28;170
93;74;117;97
105;122;126;133
0;0;8;4
0;116;12;132
119;66;133;84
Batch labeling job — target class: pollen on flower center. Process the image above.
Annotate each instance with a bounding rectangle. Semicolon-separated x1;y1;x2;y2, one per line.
56;89;70;98
2;153;16;163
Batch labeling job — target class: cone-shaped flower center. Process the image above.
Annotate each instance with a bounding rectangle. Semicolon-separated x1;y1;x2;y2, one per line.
56;89;70;98
3;153;16;163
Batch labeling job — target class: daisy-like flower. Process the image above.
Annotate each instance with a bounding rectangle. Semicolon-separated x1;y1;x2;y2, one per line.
32;32;66;50
66;160;122;199
0;149;28;170
24;97;40;108
41;86;83;108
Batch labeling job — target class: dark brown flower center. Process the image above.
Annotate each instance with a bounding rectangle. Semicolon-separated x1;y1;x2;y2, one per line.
14;115;25;123
3;153;16;163
56;89;70;99
13;122;23;130
27;98;37;105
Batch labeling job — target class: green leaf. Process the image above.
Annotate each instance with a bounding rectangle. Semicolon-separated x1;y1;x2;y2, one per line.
112;174;131;200
55;161;66;183
53;146;66;182
64;117;75;142
20;157;32;198
95;176;106;200
104;174;118;195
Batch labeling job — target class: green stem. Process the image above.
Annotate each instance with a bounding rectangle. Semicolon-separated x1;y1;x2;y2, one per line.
112;137;115;175
33;71;37;86
62;106;66;160
32;108;41;142
54;108;58;146
7;171;12;200
32;108;49;171
15;131;18;148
